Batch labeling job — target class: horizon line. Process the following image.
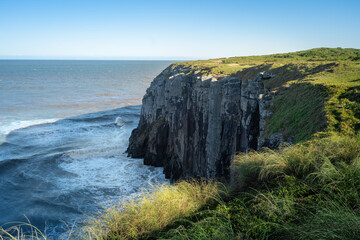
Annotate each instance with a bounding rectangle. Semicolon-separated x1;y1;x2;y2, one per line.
0;56;202;61
0;58;191;61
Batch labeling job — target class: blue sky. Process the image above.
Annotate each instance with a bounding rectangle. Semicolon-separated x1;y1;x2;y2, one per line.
0;0;359;59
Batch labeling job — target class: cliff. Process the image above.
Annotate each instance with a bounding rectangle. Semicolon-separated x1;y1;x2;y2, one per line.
127;66;274;181
127;48;360;181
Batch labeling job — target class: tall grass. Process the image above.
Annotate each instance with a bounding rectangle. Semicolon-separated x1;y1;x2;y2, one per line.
153;208;235;240
81;180;221;239
0;219;75;240
228;134;360;239
282;202;360;240
0;223;47;240
233;134;360;186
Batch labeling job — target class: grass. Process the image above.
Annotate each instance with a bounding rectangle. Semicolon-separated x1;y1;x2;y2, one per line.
0;218;75;240
172;47;360;78
172;47;360;143
154;210;235;240
227;133;360;239
0;223;47;240
280;202;360;240
265;83;328;142
81;180;222;239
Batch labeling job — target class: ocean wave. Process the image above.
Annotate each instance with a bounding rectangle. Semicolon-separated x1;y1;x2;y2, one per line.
0;105;168;240
0;118;59;144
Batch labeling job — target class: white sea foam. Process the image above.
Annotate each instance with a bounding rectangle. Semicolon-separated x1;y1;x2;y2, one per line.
0;118;59;144
56;121;168;206
58;156;165;200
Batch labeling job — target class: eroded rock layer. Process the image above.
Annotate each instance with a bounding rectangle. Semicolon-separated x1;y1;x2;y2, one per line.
127;65;273;181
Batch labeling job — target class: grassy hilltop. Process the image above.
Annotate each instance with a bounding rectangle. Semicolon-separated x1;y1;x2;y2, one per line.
174;47;360;142
2;48;360;239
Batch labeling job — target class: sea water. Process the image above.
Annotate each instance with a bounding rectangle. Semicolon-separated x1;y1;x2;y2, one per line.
0;60;173;238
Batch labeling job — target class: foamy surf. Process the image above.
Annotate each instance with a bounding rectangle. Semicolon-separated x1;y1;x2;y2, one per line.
0;107;168;239
0;118;59;144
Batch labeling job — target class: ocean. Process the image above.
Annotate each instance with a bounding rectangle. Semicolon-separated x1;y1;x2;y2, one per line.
0;60;174;238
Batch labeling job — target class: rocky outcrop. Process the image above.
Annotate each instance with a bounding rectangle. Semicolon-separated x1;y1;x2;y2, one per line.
127;65;274;181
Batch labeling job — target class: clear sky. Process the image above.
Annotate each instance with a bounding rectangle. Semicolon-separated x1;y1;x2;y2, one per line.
0;0;359;60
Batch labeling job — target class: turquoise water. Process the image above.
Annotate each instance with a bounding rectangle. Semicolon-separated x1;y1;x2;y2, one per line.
0;60;173;238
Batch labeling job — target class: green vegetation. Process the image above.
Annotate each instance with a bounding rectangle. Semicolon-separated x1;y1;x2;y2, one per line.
81;181;221;239
173;47;360;78
174;47;360;142
137;134;360;240
227;134;360;239
266;83;328;142
2;48;360;239
0;224;45;240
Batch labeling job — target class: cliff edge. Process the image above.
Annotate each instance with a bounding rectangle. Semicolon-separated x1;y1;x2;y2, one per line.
127;48;360;181
127;65;274;181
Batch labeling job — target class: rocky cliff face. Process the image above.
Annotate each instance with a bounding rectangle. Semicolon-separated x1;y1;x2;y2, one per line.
127;65;274;181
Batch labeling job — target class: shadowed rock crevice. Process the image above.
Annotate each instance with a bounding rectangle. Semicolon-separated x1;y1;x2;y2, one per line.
127;65;274;181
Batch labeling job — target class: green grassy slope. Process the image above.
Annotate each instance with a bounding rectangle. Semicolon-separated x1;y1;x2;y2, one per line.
174;47;360;142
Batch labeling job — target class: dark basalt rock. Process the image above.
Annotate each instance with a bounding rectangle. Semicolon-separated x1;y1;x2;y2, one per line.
127;65;275;181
